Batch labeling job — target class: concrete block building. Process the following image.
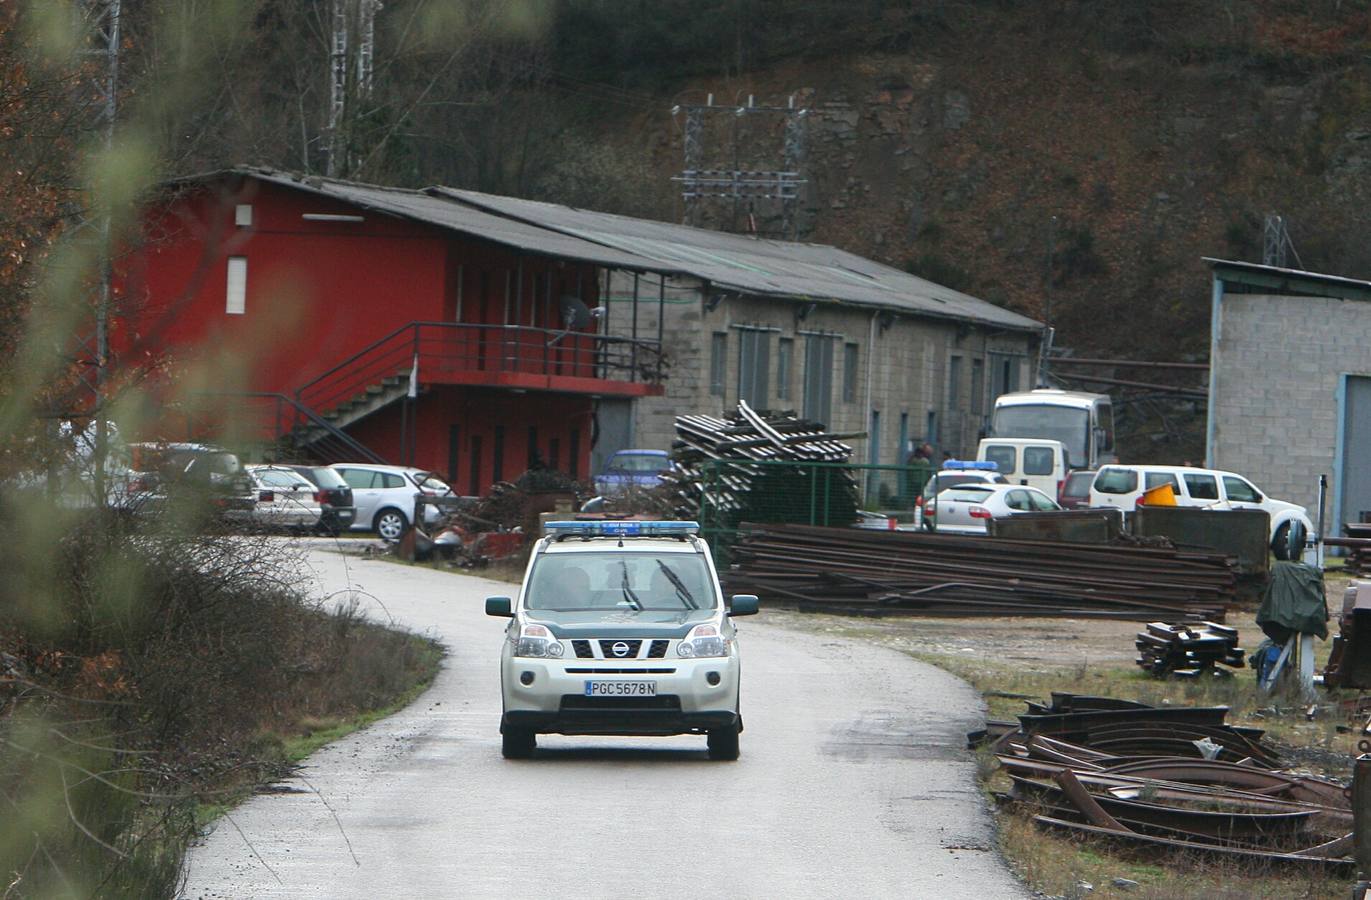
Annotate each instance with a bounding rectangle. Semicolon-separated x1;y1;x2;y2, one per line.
1206;258;1371;534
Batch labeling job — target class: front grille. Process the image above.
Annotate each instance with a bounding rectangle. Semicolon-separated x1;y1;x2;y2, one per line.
647;639;669;658
565;667;676;674
560;694;682;711
599;639;642;659
572;640;594;659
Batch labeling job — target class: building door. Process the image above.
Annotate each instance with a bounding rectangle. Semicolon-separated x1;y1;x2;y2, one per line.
592;398;634;475
1339;374;1371;534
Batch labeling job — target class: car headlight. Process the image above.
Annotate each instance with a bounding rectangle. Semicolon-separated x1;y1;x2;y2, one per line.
513;623;564;658
676;623;728;659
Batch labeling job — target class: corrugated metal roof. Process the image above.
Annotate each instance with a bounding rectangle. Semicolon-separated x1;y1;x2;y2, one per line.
1205;256;1371;301
177;167;672;273
430;187;1040;332
170;168;1039;331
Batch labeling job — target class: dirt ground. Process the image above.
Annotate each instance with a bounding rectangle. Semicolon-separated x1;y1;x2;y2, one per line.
758;571;1352;676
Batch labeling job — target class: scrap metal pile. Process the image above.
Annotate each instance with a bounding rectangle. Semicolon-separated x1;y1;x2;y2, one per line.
723;523;1237;619
973;694;1355;872
665;401;862;527
1135;621;1245;678
1326;524;1371;576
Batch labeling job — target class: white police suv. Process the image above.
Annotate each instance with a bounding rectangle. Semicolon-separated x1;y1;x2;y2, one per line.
485;520;757;760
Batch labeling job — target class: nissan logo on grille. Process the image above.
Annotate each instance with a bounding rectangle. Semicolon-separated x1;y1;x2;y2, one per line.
611;641;630;657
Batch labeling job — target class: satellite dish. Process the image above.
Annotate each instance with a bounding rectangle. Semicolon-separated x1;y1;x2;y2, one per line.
560;295;593;330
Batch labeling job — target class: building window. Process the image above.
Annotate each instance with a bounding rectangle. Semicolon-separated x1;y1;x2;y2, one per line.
234;204;253;227
777;337;794;401
802;335;835;426
867;409;881;496
926;410;939;446
548;437;560;472
842;342;859;403
709;332;727;397
948;356;963;412
493;425;505;483
971;358;984;416
447;424;461;485
527;426;540;469
225;257;247;315
468;435;483;495
737;328;771;409
569;428;580;478
989;352;1022;400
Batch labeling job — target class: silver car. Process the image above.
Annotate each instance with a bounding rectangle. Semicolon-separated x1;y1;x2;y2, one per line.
332;464;452;541
245;465;323;530
922;483;1060;535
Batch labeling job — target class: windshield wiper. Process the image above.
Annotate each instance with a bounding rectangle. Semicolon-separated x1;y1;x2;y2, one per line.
656;560;698;609
620;561;643;611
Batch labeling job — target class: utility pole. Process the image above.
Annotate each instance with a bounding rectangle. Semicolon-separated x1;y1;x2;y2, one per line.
671;94;808;239
77;0;122;502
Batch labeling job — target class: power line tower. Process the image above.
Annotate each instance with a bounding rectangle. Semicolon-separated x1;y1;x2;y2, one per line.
1262;214;1302;269
328;0;382;178
671;94;808;239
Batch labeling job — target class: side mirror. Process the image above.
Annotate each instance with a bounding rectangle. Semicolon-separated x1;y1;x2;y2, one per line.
485;596;513;617
728;594;759;616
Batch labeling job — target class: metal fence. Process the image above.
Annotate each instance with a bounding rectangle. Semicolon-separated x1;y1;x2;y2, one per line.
697;459;928;565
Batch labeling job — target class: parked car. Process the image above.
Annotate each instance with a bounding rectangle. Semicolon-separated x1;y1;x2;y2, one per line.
977;438;1069;498
1058;469;1097;509
1087;464;1312;549
922;483;1061;534
126;442;256;520
593;449;670;496
332;463;454;541
284;464;356;535
244;465;324;531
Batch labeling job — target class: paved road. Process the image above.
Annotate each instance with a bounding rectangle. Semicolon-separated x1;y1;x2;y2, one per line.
181;547;1026;899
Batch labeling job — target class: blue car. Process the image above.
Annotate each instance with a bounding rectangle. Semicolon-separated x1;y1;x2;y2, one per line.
593;450;670;496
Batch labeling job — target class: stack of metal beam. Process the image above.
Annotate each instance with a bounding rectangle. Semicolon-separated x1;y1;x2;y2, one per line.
1135;621;1245;677
665;400;862;523
971;694;1354;873
723;523;1236;620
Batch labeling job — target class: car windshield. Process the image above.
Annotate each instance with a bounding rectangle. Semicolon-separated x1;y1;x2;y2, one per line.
310;467;349;489
414;472;452;493
992;405;1089;468
1062;471;1095;497
942;486;995;502
608;454;668;474
922;473;1001;496
524;551;717;613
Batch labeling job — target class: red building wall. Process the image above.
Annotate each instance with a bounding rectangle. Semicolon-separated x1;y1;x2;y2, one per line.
118;173;612;491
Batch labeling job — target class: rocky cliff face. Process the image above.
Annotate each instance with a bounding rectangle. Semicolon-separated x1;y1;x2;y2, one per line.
572;3;1371;374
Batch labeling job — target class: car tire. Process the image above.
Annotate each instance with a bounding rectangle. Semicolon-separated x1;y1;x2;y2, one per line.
373;508;407;542
707;722;740;761
501;727;536;759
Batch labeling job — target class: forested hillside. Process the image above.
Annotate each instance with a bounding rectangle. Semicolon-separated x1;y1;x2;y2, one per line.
8;0;1370;373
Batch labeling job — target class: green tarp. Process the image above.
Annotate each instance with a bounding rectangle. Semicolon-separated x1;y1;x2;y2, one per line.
1256;561;1329;642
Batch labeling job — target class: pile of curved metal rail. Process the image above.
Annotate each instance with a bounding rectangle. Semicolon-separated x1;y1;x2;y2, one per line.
972;693;1354;872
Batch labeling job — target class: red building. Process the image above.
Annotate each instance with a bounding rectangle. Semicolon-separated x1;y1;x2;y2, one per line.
120;168;670;493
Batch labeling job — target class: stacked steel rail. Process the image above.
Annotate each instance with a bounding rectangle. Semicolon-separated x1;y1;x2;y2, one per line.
665;400;861;524
972;694;1354;872
722;523;1236;620
1135;621;1246;677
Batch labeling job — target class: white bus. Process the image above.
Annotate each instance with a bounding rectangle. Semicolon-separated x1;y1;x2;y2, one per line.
989;389;1116;471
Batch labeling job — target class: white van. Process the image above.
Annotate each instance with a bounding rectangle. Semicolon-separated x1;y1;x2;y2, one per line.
1087;464;1312;549
977;438;1068;500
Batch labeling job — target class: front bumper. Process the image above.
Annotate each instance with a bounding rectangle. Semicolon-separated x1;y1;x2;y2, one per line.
501;655;740;736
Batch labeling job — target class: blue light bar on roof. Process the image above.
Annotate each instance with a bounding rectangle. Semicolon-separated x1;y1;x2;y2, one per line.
545;520;700;537
944;460;999;471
